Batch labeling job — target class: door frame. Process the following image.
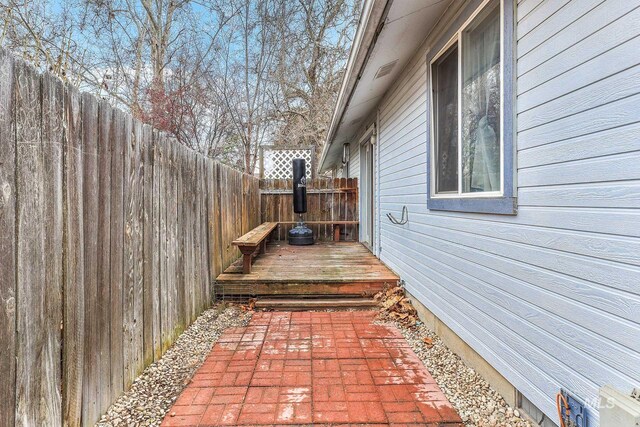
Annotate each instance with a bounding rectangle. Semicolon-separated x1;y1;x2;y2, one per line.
359;124;376;252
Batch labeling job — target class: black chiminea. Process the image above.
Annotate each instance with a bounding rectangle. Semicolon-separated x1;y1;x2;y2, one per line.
288;159;314;245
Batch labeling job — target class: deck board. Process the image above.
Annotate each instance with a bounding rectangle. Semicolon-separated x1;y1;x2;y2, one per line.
215;242;399;297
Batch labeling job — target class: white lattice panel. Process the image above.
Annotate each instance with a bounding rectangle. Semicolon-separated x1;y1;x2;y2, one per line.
263;148;313;179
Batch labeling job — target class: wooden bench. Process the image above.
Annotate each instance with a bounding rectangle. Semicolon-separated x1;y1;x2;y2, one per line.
232;222;278;274
278;221;359;242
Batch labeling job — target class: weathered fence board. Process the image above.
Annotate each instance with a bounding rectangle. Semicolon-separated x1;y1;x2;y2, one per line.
158;135;170;354
207;162;222;285
0;52;261;426
0;49;16;427
200;158;212;311
63;84;84;427
150;131;161;361
41;71;64;426
260;178;359;241
134;121;146;382
81;91;99;426
15;60;48;426
167;141;179;343
109;107;126;405
97;99;113;418
191;153;198;323
124;118;145;391
142;125;156;367
177;145;187;331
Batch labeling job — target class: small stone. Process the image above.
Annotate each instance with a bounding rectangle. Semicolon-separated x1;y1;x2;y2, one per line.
96;304;250;426
383;316;534;427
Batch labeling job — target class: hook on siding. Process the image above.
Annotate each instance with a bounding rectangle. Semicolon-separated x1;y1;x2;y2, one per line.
386;206;408;225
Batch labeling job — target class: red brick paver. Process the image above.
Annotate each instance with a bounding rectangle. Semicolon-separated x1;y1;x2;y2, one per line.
162;311;463;426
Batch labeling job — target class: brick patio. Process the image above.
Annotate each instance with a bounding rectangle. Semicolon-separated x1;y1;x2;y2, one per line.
162;311;463;426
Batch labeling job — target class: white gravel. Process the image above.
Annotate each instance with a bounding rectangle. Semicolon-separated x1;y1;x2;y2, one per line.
96;304;251;427
378;318;534;427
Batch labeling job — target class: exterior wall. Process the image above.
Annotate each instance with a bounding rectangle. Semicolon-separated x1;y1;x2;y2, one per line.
329;143;359;179
357;0;640;424
348;142;360;179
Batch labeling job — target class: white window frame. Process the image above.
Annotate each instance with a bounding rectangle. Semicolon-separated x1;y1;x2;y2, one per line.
429;0;504;199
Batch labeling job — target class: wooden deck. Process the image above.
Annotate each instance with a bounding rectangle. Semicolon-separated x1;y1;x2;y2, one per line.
215;242;399;299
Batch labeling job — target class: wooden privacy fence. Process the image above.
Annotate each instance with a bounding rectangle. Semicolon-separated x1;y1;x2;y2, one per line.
0;51;260;427
260;178;359;241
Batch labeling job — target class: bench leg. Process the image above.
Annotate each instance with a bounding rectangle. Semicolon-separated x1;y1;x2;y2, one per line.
260;239;267;255
334;224;341;242
242;253;252;274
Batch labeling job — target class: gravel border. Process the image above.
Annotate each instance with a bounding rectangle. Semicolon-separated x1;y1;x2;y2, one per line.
376;318;534;427
97;304;252;427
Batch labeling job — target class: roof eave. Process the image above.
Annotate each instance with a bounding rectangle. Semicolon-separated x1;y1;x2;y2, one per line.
318;0;389;174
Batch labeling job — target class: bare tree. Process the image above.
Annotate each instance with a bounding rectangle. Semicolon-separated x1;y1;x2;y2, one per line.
79;0;241;155
0;0;94;86
205;0;280;173
81;0;191;116
271;0;359;154
0;0;359;172
201;0;358;173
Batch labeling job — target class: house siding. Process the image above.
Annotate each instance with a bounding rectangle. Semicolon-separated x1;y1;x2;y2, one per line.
331;142;359;179
363;0;640;424
349;142;360;179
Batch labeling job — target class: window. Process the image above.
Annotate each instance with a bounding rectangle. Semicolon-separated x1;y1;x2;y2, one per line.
432;45;458;194
427;0;516;214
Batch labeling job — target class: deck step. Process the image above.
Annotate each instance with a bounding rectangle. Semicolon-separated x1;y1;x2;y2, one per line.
255;297;378;311
215;281;390;298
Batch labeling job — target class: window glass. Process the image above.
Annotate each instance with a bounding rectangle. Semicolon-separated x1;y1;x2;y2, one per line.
432;45;459;193
461;1;501;193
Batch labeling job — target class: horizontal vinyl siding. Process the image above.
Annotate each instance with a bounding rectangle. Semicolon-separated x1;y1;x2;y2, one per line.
349;142;360;179
368;0;640;424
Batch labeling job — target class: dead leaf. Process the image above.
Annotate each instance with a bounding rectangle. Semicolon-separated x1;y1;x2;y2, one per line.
242;298;257;312
374;285;419;326
422;337;434;348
